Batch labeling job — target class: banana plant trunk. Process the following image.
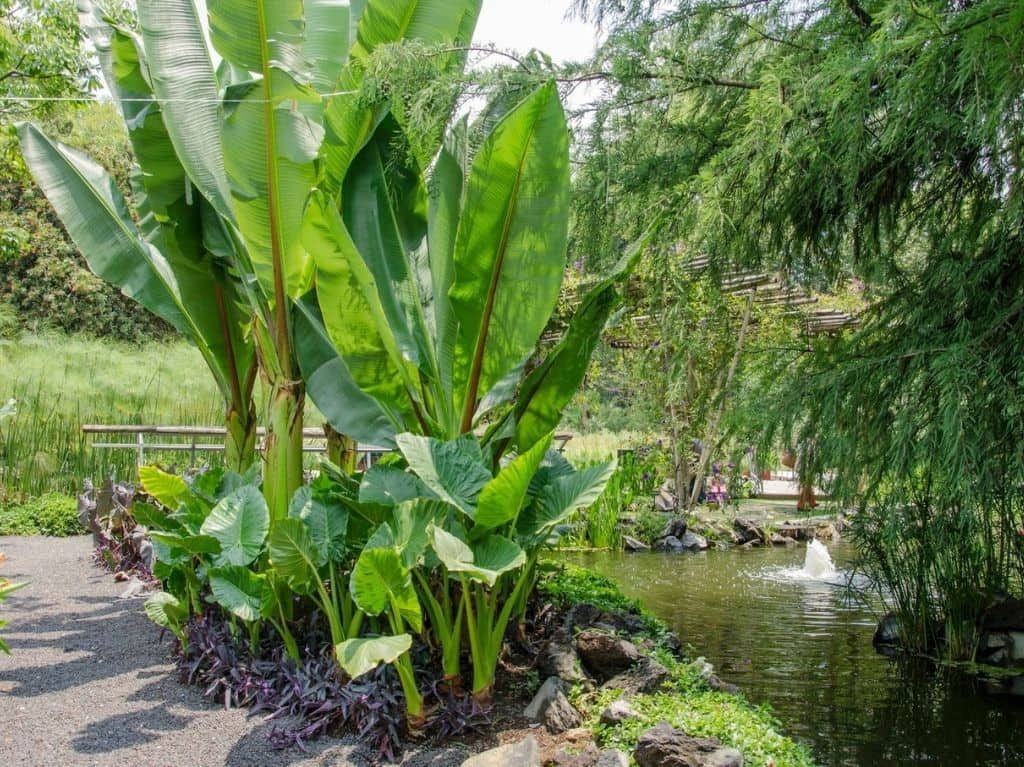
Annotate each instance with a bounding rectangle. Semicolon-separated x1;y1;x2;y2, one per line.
225;405;258;473
264;378;306;522
324;424;358;473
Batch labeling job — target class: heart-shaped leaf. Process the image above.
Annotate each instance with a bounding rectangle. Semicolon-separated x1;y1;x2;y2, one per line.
350;546;421;632
335;634;412;679
200;485;270;567
208;566;271;622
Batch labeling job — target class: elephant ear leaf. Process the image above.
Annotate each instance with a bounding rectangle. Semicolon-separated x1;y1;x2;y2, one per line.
139;466;191;511
208;566;271;622
429;526;523;587
336;634;412;679
289;486;348;564
473;434;552;533
144;591;188;634
268;518;323;594
395;433;491;516
349;547;421;633
200;485;270;567
518;461;617;543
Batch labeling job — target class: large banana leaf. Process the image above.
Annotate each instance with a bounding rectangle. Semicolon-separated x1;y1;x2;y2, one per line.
16;126;187;335
448;82;571;431
137;0;234;223
294;293;402;447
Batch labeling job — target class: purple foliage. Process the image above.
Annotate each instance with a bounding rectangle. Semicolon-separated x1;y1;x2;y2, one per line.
425;681;492;739
175;612;406;761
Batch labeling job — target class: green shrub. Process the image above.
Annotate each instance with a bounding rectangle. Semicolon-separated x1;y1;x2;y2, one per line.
0;493;83;536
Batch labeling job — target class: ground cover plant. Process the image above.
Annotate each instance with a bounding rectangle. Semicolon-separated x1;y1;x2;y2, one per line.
0;492;81;536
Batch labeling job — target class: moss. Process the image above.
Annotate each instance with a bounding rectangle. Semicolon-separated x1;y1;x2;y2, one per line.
0;493;83;536
543;565;816;767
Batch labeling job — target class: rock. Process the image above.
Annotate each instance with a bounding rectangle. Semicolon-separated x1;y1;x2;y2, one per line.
689;657;714;680
707;675;741;695
733;518;766;545
463;736;541;767
118;577;148;599
602;657;670;695
982;598;1024;632
872;613;900;646
599;698;641;725
544;688;584;734
634;724;743;767
769;532;797;546
678;531;709;551
653;535;685;552
596;750;630;767
655;484;677;511
576;630;640;680
524;677;564;721
550;743;600;767
540;638;590;685
662;518;689;539
565;603;648;637
623;535;650;552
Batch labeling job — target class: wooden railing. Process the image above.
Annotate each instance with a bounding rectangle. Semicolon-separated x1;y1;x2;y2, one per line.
82;425;573;467
81;424;390;467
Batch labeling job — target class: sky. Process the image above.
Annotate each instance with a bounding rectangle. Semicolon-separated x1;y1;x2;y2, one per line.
472;0;600;64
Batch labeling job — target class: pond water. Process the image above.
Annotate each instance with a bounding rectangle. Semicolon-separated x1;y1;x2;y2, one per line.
567;544;1024;766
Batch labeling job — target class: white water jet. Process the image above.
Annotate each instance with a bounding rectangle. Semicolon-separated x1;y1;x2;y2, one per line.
802;539;836;579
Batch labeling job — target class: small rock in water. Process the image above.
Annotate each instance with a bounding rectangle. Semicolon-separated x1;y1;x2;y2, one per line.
623;535;650;552
463;736;541;767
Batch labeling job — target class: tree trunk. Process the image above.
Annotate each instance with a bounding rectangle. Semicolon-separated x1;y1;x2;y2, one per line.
264;378;305;522
689;292;754;508
324;423;357;473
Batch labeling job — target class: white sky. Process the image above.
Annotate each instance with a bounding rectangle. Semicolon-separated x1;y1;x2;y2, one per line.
472;0;600;64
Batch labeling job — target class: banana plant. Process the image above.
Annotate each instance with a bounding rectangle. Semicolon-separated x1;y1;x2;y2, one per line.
301;81;648;468
21;0;484;516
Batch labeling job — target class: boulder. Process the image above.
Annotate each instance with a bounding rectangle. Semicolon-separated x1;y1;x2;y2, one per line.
662;518;689;539
599;698;641;726
634;724;743;767
769;532;797;546
524;677;564;721
982;598;1024;632
653;535;685;553
596;751;630;767
463;736;541;767
544;688;584;734
539;638;590;685
550;744;600;767
602;657;670;696
679;532;709;551
655;484;677;511
576;630;640;680
707;675;741;695
872;613;900;646
733;518;766;545
623;535;650;552
565;603;648;637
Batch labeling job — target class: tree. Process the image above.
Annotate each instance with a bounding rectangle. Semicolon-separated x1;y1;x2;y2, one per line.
572;0;1024;656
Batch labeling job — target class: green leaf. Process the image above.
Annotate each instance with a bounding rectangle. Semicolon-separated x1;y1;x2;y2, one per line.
208;566;271;622
395;433;491;515
288;486;348;564
149;532;222;557
450;82;571;427
268;518;321;595
137;0;234;221
350;0;482;61
429;526;522;587
199;485;270;567
139;466;190;511
349;547;421;632
144;591;188;631
518;461;617;542
359;466;433;506
335;634;412;679
474;434;552;532
391;499;448;568
294;292;401;448
132;502;184;533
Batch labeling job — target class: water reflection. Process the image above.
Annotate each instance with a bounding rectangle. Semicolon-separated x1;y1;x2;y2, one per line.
567;545;1024;766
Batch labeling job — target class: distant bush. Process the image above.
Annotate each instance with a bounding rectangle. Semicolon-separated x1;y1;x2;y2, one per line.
0;493;83;536
0;106;173;343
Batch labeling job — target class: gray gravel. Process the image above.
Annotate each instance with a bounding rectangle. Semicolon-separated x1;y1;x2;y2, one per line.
0;536;472;767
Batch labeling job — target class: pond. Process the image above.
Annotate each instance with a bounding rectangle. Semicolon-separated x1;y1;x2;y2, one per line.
567;543;1024;766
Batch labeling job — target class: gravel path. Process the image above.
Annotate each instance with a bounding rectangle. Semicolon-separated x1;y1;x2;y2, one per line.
0;536;471;767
